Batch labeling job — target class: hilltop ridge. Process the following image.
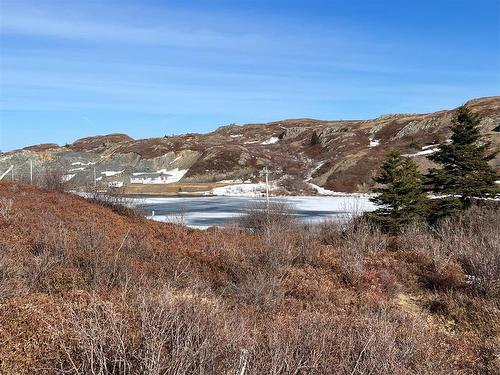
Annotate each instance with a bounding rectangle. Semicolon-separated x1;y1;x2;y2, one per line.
1;96;499;194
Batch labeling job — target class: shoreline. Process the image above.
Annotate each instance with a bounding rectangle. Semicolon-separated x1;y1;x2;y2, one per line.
123;191;375;199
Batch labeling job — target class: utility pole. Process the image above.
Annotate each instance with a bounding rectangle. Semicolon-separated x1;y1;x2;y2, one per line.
264;166;269;206
30;160;33;185
93;167;97;188
11;166;14;182
259;165;271;213
259;166;271;212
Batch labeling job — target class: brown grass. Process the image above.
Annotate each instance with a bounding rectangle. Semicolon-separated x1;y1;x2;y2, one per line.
0;181;498;374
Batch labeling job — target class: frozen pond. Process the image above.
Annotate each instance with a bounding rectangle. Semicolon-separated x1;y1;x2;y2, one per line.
132;195;376;229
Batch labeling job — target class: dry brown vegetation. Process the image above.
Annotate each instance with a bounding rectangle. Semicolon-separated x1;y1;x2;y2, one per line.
0;181;499;374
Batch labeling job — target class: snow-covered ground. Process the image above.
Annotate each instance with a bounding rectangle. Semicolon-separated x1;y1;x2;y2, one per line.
403;145;440;157
422;144;439;150
261;136;280;145
307;182;336;195
210;182;277;196
305;161;326;181
304;161;337;195
131;168;188;184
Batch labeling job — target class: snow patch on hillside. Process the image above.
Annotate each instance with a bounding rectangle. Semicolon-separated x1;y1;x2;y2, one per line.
210;182;276;197
131;168;188;184
403;148;439;157
306;161;326;181
422;144;439;150
307;182;336;195
304;161;338;195
261;136;279;145
157;168;188;182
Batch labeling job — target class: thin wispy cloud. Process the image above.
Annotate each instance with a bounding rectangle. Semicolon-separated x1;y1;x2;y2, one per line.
0;0;498;150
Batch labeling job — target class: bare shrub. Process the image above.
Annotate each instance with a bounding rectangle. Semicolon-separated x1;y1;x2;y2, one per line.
398;222;435;252
86;188;143;219
315;218;388;284
397;222;464;291
135;290;242;374
236;199;296;234
0;243;28;301
437;206;500;297
39;291;457;375
317;217;387;253
28;223;70;293
47;289;244;375
342;218;388;254
54;294;133;375
73;224;107;288
72;224;130;290
231;264;285;311
250;305;454;374
215;239;288;311
159;204;187;226
288;225;326;267
397;206;499;294
37;163;72;192
0;197;13;221
336;243;365;285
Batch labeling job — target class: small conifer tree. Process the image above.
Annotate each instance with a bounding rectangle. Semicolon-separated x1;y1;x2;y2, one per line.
310;131;320;146
426;106;498;219
367;150;429;233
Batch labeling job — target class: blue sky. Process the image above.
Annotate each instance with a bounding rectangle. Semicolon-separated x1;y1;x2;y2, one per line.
0;0;498;151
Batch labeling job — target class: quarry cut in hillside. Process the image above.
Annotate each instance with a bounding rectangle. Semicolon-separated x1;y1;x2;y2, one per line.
1;96;499;194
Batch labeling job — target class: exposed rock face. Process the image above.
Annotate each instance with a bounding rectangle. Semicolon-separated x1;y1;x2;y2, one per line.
279;126;308;140
1;97;499;193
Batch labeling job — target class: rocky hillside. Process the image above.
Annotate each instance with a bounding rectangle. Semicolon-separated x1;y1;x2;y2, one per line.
1;97;499;193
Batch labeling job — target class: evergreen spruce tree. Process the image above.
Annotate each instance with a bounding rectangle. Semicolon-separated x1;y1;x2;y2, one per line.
310;131;320;146
426;106;499;219
367;150;429;233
